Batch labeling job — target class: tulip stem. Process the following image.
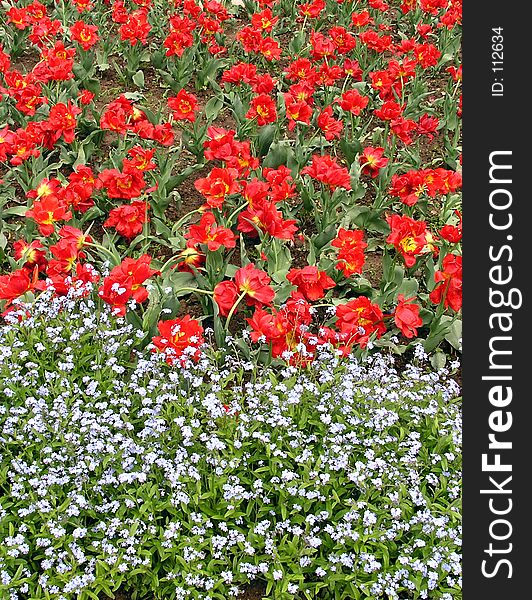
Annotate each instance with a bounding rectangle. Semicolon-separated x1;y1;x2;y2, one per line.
178;287;214;295
224;290;247;332
172;208;202;233
226;202;248;225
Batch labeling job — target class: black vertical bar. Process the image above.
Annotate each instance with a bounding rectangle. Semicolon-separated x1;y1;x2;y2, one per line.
463;3;532;598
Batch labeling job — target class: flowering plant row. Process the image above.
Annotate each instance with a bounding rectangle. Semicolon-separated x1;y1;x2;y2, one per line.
0;0;462;366
0;289;461;600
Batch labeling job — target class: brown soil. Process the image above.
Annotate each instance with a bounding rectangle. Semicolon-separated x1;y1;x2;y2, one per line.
358;184;375;207
417;130;445;165
290;237;310;269
99;591;130;600
362;250;384;288
168;164;211;225
239;581;268;599
174;294;205;320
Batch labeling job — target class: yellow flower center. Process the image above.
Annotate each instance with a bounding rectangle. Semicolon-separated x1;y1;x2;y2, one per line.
400;236;417;253
239;281;255;297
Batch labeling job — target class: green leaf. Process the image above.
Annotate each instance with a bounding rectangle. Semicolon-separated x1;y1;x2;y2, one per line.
142;288;162;332
126;308;144;333
73;144;86;169
264;239;292;283
80;205;105;223
1;206;27;217
275;281;295;303
72;62;88;80
344;277;374;295
445;318;462;351
123;91;144;102
166;164;205;194
423;316;452;353
225;263;239;278
234;338;251;360
139;49;151;63
340;138;363;167
288;30;306;55
232;93;245;121
213;312;225;348
312;224;337;250
132;70;145;88
395;277;419;300
351;208;389;235
150;50;166;69
372;127;385;145
198;58;227;88
205;246;225;280
152;218;172;238
256;124;276;157
205;96;224;121
307;241;316;265
168;236;185;249
430;351;447;370
263;142;288;169
165;269;197;298
424;256;437;291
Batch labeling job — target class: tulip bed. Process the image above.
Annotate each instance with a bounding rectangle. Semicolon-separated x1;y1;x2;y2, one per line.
0;0;462;598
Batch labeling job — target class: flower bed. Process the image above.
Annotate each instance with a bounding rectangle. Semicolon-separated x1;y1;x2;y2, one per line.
0;291;461;599
0;0;461;365
0;1;462;598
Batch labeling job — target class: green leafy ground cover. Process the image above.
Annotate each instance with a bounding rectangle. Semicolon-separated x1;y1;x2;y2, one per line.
0;291;461;599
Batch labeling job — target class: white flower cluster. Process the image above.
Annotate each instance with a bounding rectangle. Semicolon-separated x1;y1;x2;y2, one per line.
0;293;462;599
